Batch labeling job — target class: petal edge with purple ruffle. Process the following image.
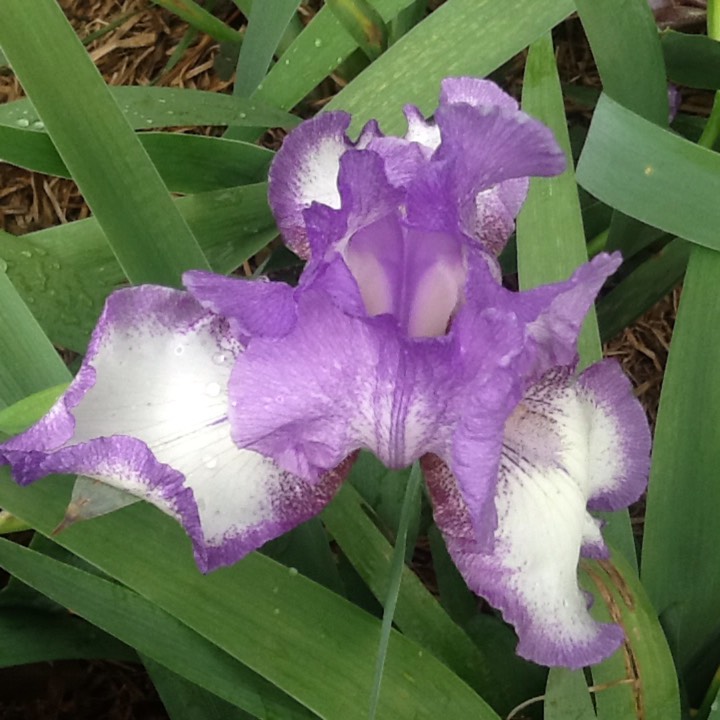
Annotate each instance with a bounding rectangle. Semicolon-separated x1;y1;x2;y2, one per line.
0;286;348;571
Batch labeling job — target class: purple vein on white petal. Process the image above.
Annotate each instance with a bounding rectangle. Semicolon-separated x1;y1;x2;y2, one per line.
0;286;348;571
425;360;650;668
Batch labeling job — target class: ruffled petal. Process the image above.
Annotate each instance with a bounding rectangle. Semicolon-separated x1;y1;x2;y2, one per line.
228;289;465;480
439;77;520;111
303;149;404;261
577;360;652;511
268;111;352;259
183;270;297;342
426;362;649;668
0;286;346;571
433;100;564;253
471;177;529;256
466;251;622;379
434;101;566;192
403;104;441;148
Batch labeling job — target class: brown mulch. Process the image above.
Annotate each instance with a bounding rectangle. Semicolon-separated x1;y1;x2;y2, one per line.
0;2;686;718
0;660;166;720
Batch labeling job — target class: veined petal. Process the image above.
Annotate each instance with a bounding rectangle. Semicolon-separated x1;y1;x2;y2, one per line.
228;289;462;480
183;270;297;342
0;286;346;571
472;177;529;256
439;76;520;111
434;101;566;201
268;111;352;259
426;362;649;668
466;251;622;379
578;360;652;511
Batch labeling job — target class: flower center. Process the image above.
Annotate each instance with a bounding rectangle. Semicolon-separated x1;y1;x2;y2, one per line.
344;214;467;338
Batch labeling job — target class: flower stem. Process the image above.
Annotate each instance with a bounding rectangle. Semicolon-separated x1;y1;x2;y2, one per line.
367;461;423;720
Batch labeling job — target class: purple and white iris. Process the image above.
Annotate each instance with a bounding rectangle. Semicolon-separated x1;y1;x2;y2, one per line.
0;78;651;669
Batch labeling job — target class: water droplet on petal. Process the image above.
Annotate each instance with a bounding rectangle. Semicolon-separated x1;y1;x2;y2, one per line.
288;567;298;576
32;120;44;130
238;111;246;119
205;382;221;397
314;39;322;48
16;118;30;128
212;352;228;365
203;455;218;470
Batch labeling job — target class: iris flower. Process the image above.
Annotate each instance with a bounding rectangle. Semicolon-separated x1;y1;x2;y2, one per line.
0;78;650;669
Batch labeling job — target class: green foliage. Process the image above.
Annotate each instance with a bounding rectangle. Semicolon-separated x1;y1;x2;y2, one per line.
0;0;718;717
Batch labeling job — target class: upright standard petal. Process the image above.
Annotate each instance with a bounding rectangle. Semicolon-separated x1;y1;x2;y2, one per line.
426;362;650;668
0;286;348;571
268;112;352;259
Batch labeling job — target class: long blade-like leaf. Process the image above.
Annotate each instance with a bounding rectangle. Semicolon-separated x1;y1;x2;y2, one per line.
0;473;500;720
0;0;209;286
327;0;574;132
577;93;720;252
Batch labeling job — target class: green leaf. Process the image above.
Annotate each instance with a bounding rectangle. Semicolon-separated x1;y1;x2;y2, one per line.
0;473;500;720
231;0;301;98
0;382;67;435
0;86;298;132
574;0;668;125
323;484;505;715
0;267;69;409
0;607;136;668
517;33;636;567
143;657;256;720
576;93;720;252
581;549;680;720
0;127;273;194
543;668;596;720
517;33;600;358
368;462;422;720
662;30;720;90
327;0;575;133
349;452;421;556
0;536;315;720
597;239;689;343
261;519;344;594
0;183;276;353
574;0;668;272
327;0;388;61
228;0;419;141
150;0;244;44
0;0;210;286
641;246;720;676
